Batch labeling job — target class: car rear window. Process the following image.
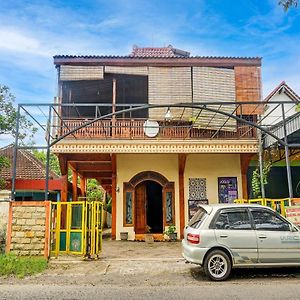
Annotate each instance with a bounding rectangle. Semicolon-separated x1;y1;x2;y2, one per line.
188;207;207;228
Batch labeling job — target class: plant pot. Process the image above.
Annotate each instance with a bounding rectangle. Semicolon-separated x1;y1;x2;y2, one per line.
106;212;112;228
120;232;128;241
145;233;154;243
168;232;177;241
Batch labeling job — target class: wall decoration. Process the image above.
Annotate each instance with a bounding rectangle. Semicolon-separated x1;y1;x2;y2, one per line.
218;177;238;203
189;178;207;200
125;191;133;224
166;191;173;224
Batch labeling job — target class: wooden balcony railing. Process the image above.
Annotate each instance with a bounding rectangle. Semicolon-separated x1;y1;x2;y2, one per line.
58;118;256;140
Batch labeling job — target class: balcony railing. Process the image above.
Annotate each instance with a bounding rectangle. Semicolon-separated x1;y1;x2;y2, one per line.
58;118;256;140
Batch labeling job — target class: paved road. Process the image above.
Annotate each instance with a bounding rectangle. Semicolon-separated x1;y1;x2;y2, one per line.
1;241;300;299
1;281;300;300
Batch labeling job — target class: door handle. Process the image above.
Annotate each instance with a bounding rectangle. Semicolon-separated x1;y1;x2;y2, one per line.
258;235;267;239
219;235;228;238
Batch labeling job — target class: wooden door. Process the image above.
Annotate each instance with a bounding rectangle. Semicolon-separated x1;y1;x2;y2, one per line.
135;182;146;234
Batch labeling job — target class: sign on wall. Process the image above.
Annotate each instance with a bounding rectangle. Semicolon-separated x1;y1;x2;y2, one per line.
285;206;300;226
218;177;238;204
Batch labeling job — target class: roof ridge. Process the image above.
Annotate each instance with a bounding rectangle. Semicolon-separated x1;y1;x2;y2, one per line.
264;81;300;103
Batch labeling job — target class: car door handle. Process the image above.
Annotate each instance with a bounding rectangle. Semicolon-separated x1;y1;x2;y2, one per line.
258;235;267;239
219;235;228;238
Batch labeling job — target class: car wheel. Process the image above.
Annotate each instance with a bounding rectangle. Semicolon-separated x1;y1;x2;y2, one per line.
203;249;232;281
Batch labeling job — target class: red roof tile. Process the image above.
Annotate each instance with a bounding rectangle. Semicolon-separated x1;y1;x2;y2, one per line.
0;145;58;181
130;45;190;58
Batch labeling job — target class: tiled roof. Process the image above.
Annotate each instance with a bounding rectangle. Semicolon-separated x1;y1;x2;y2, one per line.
0;145;58;180
130;45;190;58
264;81;300;103
54;54;260;60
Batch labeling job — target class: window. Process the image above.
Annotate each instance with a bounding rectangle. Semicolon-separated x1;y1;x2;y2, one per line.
250;209;290;231
214;209;252;230
188;207;207;229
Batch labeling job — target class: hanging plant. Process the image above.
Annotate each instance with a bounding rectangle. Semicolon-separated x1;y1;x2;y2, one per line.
251;161;272;198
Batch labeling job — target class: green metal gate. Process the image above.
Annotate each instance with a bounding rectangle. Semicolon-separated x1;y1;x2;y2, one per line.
51;200;103;258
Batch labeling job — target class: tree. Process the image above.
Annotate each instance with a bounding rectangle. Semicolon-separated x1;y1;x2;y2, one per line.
279;0;298;11
0;85;37;188
0;85;37;141
32;150;61;177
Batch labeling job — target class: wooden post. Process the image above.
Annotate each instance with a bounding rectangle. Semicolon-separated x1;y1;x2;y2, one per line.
111;154;117;240
178;154;187;239
112;78;116;138
240;154;253;199
72;169;78;201
61;174;68;202
80;176;86;198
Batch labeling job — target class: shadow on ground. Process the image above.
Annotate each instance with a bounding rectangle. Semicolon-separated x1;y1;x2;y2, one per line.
189;264;300;281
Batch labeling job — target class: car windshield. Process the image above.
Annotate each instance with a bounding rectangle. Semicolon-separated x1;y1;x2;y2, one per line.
188;207;207;228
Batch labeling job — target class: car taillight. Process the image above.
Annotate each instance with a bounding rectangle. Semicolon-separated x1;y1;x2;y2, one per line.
187;233;200;244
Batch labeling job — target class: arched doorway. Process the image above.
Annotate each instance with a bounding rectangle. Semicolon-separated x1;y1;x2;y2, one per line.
135;180;163;234
123;171;175;238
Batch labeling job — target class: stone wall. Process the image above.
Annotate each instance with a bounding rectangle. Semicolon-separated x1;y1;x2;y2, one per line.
6;201;51;257
0;190;10;232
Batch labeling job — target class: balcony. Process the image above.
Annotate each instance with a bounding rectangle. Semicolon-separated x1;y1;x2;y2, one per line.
58;118;256;140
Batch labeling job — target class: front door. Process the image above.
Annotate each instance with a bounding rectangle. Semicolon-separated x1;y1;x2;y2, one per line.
135;182;146;234
134;180;163;234
250;208;300;263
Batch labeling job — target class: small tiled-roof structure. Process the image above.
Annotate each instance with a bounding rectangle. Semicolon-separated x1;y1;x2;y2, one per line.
0;144;58;180
264;81;300;103
130;45;190;58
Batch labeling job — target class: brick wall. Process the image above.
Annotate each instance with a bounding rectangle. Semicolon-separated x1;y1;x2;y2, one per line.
235;66;262;114
6;201;51;257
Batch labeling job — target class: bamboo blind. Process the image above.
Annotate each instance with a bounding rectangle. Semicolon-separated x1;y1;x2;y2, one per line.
60;66;104;81
192;67;236;131
105;66;148;76
148;67;192;119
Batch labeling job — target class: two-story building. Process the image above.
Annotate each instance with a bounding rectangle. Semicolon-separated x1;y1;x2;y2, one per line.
51;45;261;240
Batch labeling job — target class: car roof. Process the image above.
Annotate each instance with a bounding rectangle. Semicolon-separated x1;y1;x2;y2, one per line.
199;203;273;214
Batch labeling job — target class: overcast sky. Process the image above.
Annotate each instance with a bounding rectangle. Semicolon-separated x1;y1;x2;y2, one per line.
0;0;299;145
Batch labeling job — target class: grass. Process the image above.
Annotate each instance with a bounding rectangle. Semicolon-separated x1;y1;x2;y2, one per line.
0;254;48;278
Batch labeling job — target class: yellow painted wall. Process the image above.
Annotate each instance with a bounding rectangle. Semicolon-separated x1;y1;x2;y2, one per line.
117;154;179;240
185;154;242;223
116;153;242;240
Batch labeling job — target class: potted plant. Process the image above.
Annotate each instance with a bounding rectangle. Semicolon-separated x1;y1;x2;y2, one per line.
164;225;177;241
145;225;154;243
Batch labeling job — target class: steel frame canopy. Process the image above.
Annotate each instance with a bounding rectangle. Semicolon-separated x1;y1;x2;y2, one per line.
11;101;299;201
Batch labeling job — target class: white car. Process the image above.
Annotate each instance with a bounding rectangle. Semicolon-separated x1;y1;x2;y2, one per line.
182;204;300;281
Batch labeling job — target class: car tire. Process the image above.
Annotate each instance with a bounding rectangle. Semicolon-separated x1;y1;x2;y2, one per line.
203;249;232;281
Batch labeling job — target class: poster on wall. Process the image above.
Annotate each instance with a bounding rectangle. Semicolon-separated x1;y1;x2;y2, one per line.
218;177;238;204
188;199;208;220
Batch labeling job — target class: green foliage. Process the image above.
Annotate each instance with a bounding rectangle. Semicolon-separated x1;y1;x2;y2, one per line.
0;156;10;189
0;85;37;142
32;150;61;176
0;254;48;278
279;0;298;11
164;225;177;235
251;161;272;198
86;179;104;201
0;227;6;254
104;195;112;213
